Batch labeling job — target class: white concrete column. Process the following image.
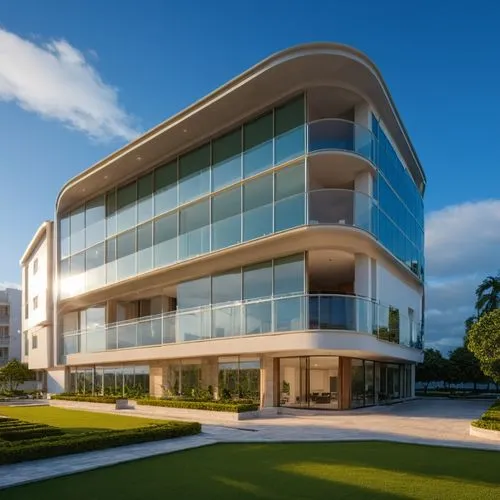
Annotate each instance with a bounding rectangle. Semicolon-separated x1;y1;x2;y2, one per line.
260;355;276;409
354;101;371;129
201;357;219;399
149;362;164;397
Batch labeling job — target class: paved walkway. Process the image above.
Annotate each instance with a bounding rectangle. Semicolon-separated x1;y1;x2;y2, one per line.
0;399;498;489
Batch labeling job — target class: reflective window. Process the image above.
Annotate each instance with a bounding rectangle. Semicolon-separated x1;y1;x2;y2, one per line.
116;229;136;280
70;251;85;295
243;174;273;241
154;213;177;267
243;113;273;178
245;302;272;334
178;277;211;309
117;182;137;233
179;200;209;260
106;238;117;284
273;254;304;295
274;163;305;232
70;206;85;254
137;173;153;223
106;191;117;237
85;243;105;290
212;129;241;190
154;161;177;216
243;261;272;299
60;216;70;259
212;270;241;304
85;196;105;247
137;222;153;273
179;144;210;204
274;95;305;164
211;187;241;250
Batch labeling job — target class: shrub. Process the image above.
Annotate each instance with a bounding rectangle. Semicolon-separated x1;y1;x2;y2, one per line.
0;427;63;441
138;399;259;413
51;394;119;404
471;400;500;431
0;421;201;465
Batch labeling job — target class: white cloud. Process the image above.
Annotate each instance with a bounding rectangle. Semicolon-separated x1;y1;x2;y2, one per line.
424;200;500;353
426;199;500;278
0;28;139;141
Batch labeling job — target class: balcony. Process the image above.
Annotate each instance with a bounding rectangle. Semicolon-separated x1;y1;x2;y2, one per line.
0;314;9;324
308;119;376;164
0;336;10;347
63;293;423;356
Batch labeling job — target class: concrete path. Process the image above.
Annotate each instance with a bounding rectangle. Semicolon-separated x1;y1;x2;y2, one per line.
0;399;498;490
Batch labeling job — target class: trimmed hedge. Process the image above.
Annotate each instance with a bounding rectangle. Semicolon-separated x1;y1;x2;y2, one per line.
471;400;500;431
0;421;201;465
0;427;63;442
51;395;119;404
138;399;259;413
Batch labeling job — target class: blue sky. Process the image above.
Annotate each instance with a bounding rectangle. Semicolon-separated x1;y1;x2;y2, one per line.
0;0;499;351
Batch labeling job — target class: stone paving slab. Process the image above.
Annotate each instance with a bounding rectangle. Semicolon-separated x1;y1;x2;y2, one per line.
0;434;217;489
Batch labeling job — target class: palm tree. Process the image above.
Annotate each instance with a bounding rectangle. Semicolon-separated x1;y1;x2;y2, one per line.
475;273;500;317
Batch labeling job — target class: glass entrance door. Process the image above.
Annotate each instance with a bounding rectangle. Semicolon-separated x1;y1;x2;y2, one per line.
279;356;339;409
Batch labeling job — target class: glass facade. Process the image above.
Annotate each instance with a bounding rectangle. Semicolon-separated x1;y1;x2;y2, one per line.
372;116;424;278
160;357;260;400
59;95;306;299
58;94;425;301
279;356;412;410
68;365;149;396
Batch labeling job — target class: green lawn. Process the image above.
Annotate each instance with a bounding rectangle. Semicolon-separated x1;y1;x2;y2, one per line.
0;406;163;433
3;442;499;499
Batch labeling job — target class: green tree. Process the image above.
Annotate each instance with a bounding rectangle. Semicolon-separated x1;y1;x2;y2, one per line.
416;348;446;393
449;346;485;391
467;309;500;384
0;359;33;392
475;274;500;316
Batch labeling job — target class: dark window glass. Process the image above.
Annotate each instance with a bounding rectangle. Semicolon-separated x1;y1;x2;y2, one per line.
211;187;241;250
243;174;273;241
154;161;177;215
243;113;273;177
137;173;153;223
179;144;210;204
154;212;177;267
212;129;241;190
243;261;272;299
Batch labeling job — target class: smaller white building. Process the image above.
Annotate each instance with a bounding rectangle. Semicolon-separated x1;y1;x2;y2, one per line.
20;221;59;391
0;286;22;366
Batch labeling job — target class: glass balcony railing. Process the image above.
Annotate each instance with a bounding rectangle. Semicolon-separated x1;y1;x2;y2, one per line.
308;188;375;234
0;314;10;324
308;119;376;163
62;294;423;356
0;336;10;347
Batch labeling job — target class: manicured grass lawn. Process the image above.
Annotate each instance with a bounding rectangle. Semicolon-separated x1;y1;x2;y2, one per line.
0;406;163;433
3;442;499;499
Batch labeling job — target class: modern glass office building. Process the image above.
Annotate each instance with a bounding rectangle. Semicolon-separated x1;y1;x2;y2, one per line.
22;43;425;410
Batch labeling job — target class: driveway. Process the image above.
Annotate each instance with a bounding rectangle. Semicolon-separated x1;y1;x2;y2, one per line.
205;399;499;451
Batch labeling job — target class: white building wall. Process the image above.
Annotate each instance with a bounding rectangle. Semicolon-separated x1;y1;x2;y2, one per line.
21;222;54;371
0;287;22;362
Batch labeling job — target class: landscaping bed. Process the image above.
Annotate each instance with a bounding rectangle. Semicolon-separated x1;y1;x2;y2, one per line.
0;407;201;465
50;395;119;404
471;400;500;431
137;398;259;413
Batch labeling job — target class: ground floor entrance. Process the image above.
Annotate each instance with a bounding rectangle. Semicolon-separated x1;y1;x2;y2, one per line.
66;353;415;411
278;356;414;410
